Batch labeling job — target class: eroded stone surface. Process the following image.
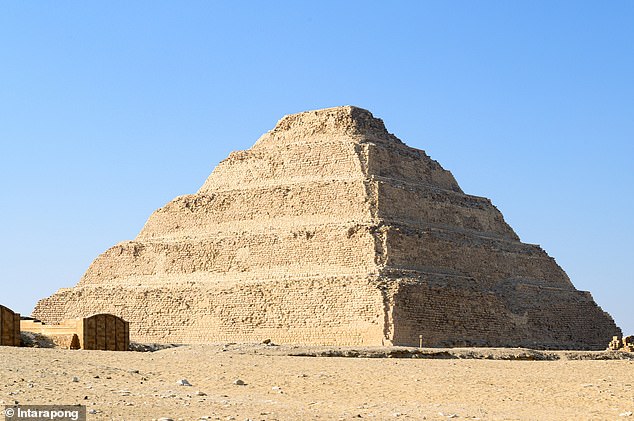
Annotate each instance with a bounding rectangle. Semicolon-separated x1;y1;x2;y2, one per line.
33;106;620;349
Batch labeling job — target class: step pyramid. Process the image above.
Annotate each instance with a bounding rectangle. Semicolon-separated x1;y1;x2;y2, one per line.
33;106;620;349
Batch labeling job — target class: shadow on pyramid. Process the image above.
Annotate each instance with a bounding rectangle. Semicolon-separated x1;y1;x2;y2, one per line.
34;106;620;349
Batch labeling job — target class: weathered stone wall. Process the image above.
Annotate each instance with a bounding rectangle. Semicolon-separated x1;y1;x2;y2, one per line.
34;275;618;350
78;222;378;287
201;141;366;192
383;223;573;289
138;181;373;240
21;314;129;351
251;106;399;149
366;142;462;193
82;313;129;351
376;180;518;240
0;305;20;347
35;278;387;346
386;276;617;349
20;319;80;349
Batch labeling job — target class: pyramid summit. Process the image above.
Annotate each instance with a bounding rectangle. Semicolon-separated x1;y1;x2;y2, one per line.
253;106;403;146
34;106;620;349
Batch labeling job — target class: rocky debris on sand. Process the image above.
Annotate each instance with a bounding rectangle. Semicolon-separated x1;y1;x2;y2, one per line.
20;332;55;348
129;342;180;352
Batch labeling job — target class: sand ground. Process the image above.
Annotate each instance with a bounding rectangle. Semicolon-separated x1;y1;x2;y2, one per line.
1;344;633;421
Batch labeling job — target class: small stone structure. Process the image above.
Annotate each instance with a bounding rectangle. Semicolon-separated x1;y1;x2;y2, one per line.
608;335;634;352
625;336;634;352
33;106;621;349
608;336;622;350
0;304;20;346
21;313;129;351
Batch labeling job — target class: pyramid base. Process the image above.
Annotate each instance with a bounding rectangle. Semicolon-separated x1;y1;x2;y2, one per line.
386;275;620;350
33;277;388;346
33;276;620;350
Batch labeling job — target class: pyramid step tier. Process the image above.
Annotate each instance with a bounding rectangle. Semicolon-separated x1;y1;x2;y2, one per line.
139;179;513;241
35;275;615;349
81;220;570;292
202;139;461;193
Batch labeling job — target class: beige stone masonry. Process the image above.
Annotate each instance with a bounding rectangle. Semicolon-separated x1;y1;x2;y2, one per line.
21;314;129;351
0;305;20;347
33;106;621;349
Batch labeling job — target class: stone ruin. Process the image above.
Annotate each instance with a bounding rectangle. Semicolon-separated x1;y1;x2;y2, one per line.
21;313;129;351
33;106;621;349
0;304;129;350
608;336;634;352
0;304;20;347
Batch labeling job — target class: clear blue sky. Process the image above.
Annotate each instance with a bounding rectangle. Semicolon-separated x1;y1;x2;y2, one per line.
1;1;632;335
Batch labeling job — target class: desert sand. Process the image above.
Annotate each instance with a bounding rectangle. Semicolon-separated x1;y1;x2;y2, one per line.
2;344;633;420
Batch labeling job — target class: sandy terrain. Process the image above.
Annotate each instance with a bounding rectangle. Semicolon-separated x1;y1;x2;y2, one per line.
1;344;633;420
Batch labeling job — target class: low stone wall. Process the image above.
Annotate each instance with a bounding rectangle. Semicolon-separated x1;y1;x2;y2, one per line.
0;305;20;346
21;314;129;351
